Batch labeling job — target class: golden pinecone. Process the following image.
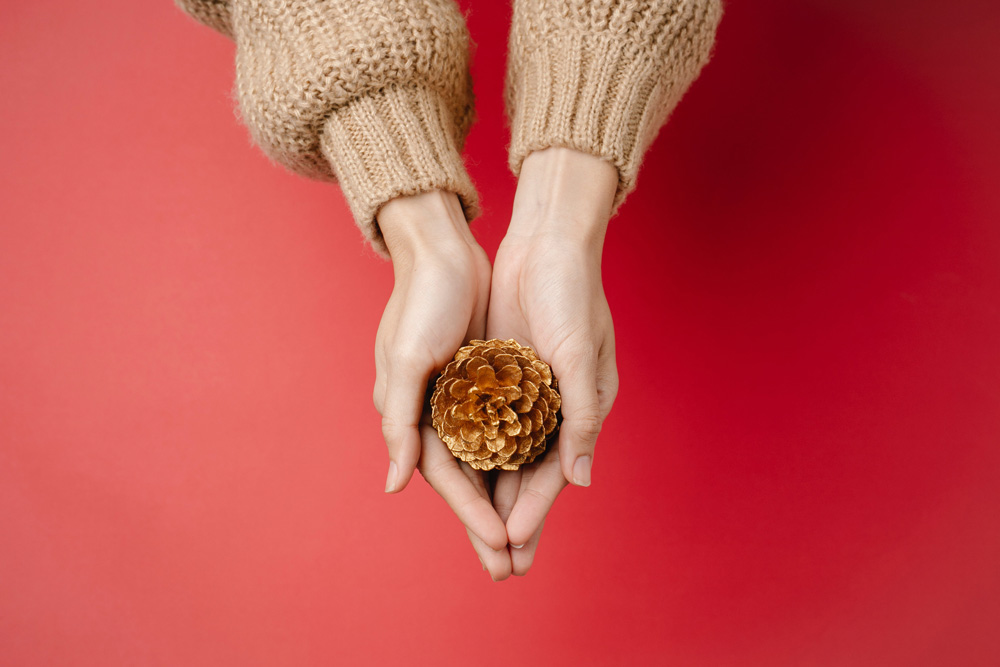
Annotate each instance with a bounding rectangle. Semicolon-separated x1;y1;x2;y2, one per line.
430;339;561;471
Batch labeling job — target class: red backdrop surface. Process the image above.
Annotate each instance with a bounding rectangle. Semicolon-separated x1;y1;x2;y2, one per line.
2;1;999;664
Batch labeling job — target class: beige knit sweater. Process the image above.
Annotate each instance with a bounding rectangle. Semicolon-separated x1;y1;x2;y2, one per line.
176;0;721;256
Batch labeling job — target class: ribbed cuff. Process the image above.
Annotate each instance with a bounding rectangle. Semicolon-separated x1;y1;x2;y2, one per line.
507;31;689;215
320;84;480;258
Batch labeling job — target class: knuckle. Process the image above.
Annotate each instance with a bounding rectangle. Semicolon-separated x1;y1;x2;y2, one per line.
387;339;428;372
600;375;620;411
606;378;620;402
554;338;599;369
380;416;402;443
523;486;553;508
418;454;453;481
573;414;604;443
455;494;482;519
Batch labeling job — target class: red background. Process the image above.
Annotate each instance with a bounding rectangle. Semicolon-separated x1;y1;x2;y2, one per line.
2;1;999;664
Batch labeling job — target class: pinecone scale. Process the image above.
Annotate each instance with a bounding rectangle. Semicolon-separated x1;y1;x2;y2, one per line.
431;339;561;471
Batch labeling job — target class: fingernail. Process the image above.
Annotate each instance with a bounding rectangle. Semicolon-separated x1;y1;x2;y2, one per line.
510;543;525;549
384;461;398;493
572;455;592;487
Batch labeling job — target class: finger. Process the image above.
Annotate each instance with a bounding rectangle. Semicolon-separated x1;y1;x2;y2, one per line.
468;528;513;581
466;287;489;343
504;450;568;547
492;469;522;525
380;350;432;494
551;351;602;487
372;378;386;415
373;291;402;416
484;316;531;346
596;330;619;421
372;332;387;414
372;336;387;415
510;519;545;577
418;425;509;551
483;287;530;344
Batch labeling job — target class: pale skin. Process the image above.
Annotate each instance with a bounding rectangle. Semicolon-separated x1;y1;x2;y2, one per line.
373;146;620;580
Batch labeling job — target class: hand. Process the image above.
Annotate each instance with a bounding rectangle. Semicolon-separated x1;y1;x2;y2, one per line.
373;190;512;579
486;147;620;575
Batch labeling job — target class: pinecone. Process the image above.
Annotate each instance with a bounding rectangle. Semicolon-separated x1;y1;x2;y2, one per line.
430;339;561;471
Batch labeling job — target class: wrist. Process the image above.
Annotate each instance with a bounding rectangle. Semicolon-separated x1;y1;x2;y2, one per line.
377;190;478;266
507;147;619;247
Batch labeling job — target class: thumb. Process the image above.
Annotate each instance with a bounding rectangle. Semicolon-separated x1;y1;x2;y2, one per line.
552;355;602;487
381;354;431;494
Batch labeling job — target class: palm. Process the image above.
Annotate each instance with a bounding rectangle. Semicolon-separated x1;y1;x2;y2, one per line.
485;237;617;574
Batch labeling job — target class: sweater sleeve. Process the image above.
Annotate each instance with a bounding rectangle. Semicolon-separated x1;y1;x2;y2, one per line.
175;0;480;257
504;0;722;214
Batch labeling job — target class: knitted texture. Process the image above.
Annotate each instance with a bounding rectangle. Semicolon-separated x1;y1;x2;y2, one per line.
176;0;233;38
175;0;479;257
505;0;723;214
176;0;722;252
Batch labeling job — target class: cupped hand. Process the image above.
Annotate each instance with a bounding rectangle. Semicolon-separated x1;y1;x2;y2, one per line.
373;189;512;580
486;147;621;575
